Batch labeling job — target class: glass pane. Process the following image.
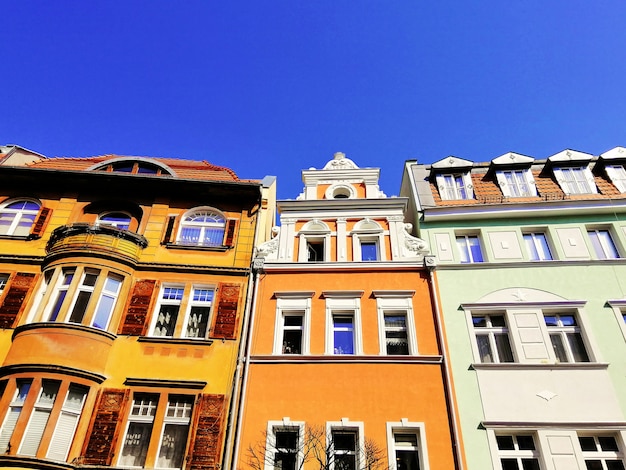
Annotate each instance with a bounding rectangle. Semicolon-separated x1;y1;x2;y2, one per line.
579;436;597;451
599;231;620;259
476;335;493;363
92;295;115;330
524;234;539;261
283;330;302;354
585;461;603;470
333;433;356;451
284;316;303;327
275;452;297;470
456;238;470;263
69;291;92;323
544;315;558;327
607;461;626;470
535;234;552;260
495;334;514;362
468;237;483;262
361;242;378;261
193;288;214;302
334;330;354;354
472;316;487;328
39;381;60;405
496;435;515;450
589;231;605;258
501;458;519;470
490;315;506;327
550;334;568;362
567;333;589;362
156;423;190;469
64;385;87;411
276;431;298;450
186;306;210;338
559;315;576;326
119;422;153;467
203;227;224;246
521;459;540;470
104;276;122;293
396;449;419;470
599;436;619;452
180;227;201;244
516;435;536;450
154;305;180;336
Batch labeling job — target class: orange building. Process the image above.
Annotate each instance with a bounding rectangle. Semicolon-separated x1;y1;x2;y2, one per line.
0;146;275;469
233;153;463;470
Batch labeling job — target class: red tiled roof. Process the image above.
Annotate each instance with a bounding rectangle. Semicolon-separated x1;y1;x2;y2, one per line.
26;155;241;182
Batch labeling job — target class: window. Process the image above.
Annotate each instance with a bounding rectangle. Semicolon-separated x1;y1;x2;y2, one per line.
392;433;420;470
41;267;125;331
375;294;417;356
360;241;378;261
46;385;88;461
351;219;385;262
498;170;535;197
496;434;541;470
19;380;60;456
544;314;589;363
149;285;215;339
384;314;409;355
331;430;358;470
578;435;625;470
472;314;514;363
333;313;355;355
307;240;325;262
386;422;427;470
119;393;194;469
177;208;227;247
298;220;331;262
0;380;31;453
554;166;597;195
606;165;626;193
94;159;171;175
280;312;304;354
437;173;472;200
0;199;40;236
273;428;299;470
457;235;484;263
98;212;132;230
523;232;553;261
588;230;620;259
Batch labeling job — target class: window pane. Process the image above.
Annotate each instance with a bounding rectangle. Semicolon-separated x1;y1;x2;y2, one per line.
567;332;589;362
283;330;303;354
69;291;92;323
476;335;493;363
579;436;597;451
157;423;190;468
517;435;536;451
521;459;540;470
119;422;153;467
599;436;619;452
186;306;210;338
396;449;419;470
496;435;515;450
495;333;514;362
92;295;115;330
585;461;604;470
550;334;568;362
501;458;520;470
468;237;484;262
607;461;626;470
154;305;180;336
333;316;354;355
361;242;378;261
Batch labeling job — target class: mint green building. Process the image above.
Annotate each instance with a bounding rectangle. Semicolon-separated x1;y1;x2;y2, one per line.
401;148;626;470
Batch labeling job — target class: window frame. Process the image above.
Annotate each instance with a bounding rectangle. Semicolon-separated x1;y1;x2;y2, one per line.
523;232;553;261
375;294;417;356
176;207;229;247
494;433;542;470
386;420;429;470
149;285;186;338
273;295;313;355
554;166;598;195
496;169;537;198
587;229;621;260
606;165;626;193
324;294;363;355
0;199;41;237
351;219;386;262
456;234;484;263
298;220;331;262
544;313;590;363
471;313;515;364
578;434;626;470
264;419;305;470
97;211;133;230
326;420;365;470
435;173;474;200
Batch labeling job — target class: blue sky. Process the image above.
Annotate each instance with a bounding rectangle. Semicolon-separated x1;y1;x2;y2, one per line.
2;1;626;200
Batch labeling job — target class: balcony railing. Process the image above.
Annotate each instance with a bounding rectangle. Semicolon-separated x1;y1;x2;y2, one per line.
46;223;148;263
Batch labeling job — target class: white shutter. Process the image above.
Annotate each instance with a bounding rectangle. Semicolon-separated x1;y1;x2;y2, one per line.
18;409;50;456
583;167;598;194
509;310;550;363
435;174;449;199
494;171;511;197
0;407;21;453
46;412;79;461
606;166;626;192
553;168;569;194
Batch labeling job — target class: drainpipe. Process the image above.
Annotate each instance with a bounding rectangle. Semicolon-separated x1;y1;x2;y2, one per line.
425;255;465;470
227;256;263;470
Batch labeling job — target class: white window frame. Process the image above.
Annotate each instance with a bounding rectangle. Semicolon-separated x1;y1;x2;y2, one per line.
0;198;41;237
44;269;76;322
298;220;332;262
374;294;417;356
435;173;474;200
273;295;313;355
0;273;9;298
553;166;598;195
264;419;305;470
606;165;626;193
608;300;626;343
180;286;215;339
471;313;515;364
544;313;590;363
155;395;194;469
523;232;553;261
386;420;429;470
65;269;100;324
326;419;365;470
577;433;626;470
149;285;186;337
351;219;386;262
495;169;537;198
456;234;484;263
588;228;621;259
176;207;227;247
492;433;542;470
117;393;159;468
324;294;363;355
90;274;124;330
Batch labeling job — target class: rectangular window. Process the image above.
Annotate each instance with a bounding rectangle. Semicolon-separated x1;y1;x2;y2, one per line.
47;270;75;322
360;241;378;261
281;312;304;354
68;270;99;323
119;393;159;467
91;275;123;330
152;287;185;337
588;230;620;259
0;380;31;453
333;313;355;355
578;435;625;470
332;430;357;470
183;287;214;338
558;167;595;194
19;380;60;456
496;434;541;470
457;235;484;263
46;385;88;461
544;314;589;363
472;314;514;363
440;174;469;200
273;429;299;470
384;313;409;355
307;240;325;262
393;432;421;470
501;170;533;197
523;233;553;261
155;395;193;469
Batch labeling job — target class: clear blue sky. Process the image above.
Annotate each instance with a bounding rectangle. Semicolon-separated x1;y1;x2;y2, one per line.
2;1;625;200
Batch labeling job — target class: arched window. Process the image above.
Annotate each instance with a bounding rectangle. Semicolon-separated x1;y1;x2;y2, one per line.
0;199;41;236
177;208;227;247
98;212;132;230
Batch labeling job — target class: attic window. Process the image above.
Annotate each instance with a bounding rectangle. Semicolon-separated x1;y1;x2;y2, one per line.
495;169;537;198
435;173;474;200
553;166;598;195
325;184;356;200
93;160;172;176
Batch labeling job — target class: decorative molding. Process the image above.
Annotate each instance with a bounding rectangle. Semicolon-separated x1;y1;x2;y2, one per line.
250;354;443;364
321;290;364;298
471;362;608;370
273;291;315;299
136;336;213;346
371;290;416;298
0;364;107;383
123;377;207;389
322;152;359;170
482;421;626;429
256;226;280;259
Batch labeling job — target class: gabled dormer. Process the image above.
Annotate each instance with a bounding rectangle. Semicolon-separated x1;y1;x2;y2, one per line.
431;156;474;201
599;146;626;193
490;152;538;198
548;149;598;195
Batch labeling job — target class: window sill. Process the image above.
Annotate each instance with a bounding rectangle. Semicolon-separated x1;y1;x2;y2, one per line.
137;336;213;346
471;362;609;370
0;234;35;241
164;242;231;252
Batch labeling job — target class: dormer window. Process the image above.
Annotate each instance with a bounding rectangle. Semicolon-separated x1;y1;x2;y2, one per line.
553;166;598;195
90;158;174;176
606;165;626;193
496;169;536;197
435;173;473;200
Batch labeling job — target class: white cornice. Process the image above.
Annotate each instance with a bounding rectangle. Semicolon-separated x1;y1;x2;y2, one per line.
260;261;427;273
461;300;587;310
278;198;408;212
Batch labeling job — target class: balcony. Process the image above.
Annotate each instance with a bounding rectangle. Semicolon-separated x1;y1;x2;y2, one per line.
46;223;148;264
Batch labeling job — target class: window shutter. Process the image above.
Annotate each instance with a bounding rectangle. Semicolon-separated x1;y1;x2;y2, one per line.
463;173;474;198
30;207;52;238
209;283;241;340
46;412;79;461
494;172;511;197
187;394;225;470
0;272;37;329
223;219;237;247
162;215;177;245
19;408;50;456
82;388;130;466
584;167;599;194
118;279;157;336
0;407;21;453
